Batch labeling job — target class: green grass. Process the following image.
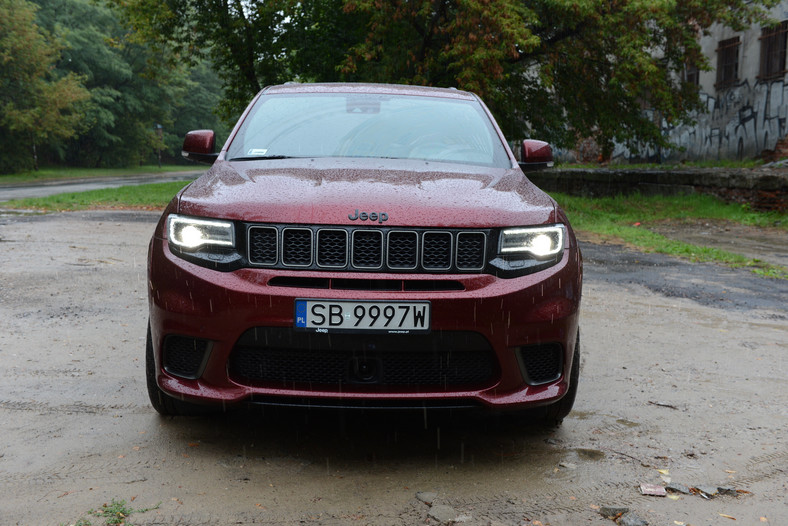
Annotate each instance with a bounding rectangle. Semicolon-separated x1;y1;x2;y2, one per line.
3;181;191;211
552;192;786;229
552;192;788;279
0;165;199;185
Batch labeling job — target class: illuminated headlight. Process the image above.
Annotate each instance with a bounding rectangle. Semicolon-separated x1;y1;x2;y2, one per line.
168;214;235;250
500;225;564;258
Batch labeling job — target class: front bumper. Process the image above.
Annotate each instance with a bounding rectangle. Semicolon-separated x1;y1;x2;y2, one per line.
147;233;581;411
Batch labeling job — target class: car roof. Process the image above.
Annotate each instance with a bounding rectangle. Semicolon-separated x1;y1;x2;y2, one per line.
261;82;478;101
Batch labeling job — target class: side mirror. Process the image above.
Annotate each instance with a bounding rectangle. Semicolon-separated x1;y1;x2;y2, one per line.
182;130;218;164
518;139;554;171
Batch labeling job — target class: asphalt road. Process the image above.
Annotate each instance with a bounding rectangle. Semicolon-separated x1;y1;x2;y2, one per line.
0;211;786;526
0;170;203;202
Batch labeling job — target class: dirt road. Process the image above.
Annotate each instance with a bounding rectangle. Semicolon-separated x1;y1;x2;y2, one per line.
0;211;785;526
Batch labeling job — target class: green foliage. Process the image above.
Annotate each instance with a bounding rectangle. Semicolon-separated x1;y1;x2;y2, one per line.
32;0;183;167
108;0;776;151
285;0;368;84
172;62;229;152
25;0;228;170
0;0;90;173
496;0;777;153
342;0;538;93
110;0;299;121
64;498;160;526
88;498;160;526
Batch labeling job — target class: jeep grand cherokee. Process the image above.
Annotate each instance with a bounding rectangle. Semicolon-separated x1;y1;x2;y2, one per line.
146;83;582;424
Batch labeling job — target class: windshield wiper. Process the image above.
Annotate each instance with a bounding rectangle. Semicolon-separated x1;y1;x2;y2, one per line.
229;155;298;161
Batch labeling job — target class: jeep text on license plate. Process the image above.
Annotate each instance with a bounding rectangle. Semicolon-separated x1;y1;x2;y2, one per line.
294;299;430;333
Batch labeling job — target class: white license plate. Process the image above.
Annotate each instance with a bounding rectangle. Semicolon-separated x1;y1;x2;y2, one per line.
294;299;430;333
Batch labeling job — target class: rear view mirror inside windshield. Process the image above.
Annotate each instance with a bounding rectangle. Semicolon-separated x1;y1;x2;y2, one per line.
346;98;380;114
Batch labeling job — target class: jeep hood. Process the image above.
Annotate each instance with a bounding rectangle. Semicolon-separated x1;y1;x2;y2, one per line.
176;158;557;228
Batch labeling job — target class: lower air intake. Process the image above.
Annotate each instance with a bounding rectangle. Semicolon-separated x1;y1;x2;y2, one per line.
228;328;497;390
163;335;210;379
516;343;563;385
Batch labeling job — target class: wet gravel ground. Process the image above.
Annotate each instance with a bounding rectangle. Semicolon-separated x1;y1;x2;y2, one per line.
581;242;787;311
0;211;786;526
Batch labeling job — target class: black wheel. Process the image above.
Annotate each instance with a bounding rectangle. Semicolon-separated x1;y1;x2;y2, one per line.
146;323;213;416
542;329;581;426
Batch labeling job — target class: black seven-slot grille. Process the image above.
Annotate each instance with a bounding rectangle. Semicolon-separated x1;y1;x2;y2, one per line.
248;225;488;273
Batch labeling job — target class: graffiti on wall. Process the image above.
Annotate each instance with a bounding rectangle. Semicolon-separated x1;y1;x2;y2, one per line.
614;78;788;162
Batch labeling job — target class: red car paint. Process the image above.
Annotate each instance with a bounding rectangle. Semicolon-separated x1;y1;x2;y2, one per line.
146;83;582;420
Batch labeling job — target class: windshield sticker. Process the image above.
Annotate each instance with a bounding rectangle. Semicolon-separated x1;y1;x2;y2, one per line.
247;148;268;156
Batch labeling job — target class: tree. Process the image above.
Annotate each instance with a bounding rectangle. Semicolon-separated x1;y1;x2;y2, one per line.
171;60;230;154
0;0;89;173
111;0;299;121
110;0;778;153
342;0;778;155
31;0;196;167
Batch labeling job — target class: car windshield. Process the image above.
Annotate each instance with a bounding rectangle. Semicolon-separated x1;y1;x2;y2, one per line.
226;92;512;168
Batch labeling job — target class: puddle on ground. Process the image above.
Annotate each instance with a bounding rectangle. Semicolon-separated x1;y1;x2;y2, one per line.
569;411;594;420
575;448;606;461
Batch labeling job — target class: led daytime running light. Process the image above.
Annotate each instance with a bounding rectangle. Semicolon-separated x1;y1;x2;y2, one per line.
500;225;564;257
168;215;235;249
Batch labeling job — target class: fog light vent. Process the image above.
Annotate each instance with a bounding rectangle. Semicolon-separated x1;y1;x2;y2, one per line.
163;335;210;379
516;343;563;385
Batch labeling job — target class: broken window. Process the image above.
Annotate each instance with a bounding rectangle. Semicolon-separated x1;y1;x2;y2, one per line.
759;21;788;80
684;62;700;86
716;37;740;89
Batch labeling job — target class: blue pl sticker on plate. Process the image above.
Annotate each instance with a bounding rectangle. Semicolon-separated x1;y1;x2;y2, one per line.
294;300;307;327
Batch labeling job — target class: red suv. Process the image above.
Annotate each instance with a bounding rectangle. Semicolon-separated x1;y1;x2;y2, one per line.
146;83;582;424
